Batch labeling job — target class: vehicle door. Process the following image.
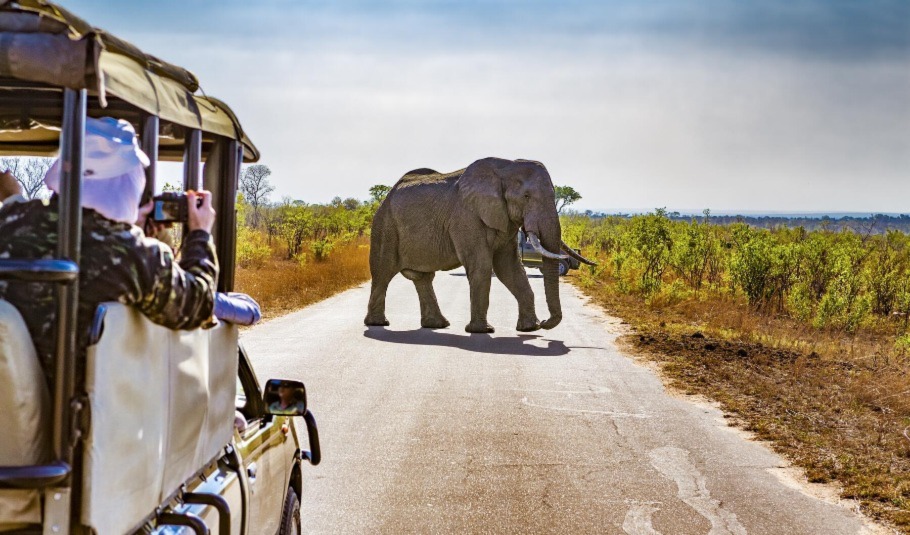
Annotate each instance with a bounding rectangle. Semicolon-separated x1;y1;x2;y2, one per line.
518;230;541;267
235;348;292;534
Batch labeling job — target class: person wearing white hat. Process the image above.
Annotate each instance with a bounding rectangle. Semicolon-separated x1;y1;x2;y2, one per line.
0;116;219;385
0;121;262;328
43;116;152;225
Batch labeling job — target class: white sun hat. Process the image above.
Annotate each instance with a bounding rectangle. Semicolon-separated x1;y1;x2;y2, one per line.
44;116;150;224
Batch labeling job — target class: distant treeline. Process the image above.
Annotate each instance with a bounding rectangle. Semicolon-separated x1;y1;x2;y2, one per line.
573;210;910;234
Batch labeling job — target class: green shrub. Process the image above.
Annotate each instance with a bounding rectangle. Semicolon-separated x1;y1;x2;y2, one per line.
671;219;720;293
236;225;271;268
786;282;815;322
629;208;673;294
311;238;334;262
728;225;797;311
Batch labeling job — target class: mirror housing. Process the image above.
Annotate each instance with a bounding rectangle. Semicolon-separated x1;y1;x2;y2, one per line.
263;379;307;416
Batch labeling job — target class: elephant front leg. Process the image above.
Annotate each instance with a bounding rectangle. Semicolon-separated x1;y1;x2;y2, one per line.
493;247;540;332
465;262;495;333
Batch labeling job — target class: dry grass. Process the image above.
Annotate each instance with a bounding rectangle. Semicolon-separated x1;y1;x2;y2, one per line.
235;237;371;320
571;273;910;532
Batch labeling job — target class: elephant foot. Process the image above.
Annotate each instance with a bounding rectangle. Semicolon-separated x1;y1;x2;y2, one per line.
541;315;562;330
465;321;495;334
364;315;390;327
516;319;541;332
421;316;450;329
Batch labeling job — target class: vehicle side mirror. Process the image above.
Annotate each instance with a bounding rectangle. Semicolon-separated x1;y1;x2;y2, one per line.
263;379;307;417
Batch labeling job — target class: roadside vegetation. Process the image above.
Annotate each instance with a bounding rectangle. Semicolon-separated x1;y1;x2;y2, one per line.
230;168;910;526
563;210;910;530
233;165;380;319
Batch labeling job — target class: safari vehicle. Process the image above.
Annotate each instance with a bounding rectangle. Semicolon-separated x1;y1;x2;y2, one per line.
0;2;319;534
518;230;580;276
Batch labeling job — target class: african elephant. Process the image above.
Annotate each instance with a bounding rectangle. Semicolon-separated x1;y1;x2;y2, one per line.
364;157;595;333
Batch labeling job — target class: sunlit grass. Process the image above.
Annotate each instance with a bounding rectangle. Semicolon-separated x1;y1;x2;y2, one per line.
235;238;371;320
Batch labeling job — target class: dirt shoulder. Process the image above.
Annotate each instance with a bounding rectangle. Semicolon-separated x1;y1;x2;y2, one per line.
570;276;910;533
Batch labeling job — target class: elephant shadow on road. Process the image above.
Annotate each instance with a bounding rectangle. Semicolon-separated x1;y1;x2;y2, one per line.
364;327;570;357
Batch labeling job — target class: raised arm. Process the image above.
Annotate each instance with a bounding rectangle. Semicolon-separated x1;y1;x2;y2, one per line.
128;190;219;330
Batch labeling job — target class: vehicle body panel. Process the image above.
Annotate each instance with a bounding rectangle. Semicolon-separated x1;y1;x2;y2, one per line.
234;345;304;535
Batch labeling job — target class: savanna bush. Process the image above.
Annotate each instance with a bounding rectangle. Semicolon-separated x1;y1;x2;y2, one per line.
563;210;910;337
628;208;673;295
311;238;334;262
234;195;376;316
236;225;271;268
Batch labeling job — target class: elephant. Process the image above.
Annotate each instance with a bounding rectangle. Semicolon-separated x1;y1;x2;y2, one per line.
364;157;595;333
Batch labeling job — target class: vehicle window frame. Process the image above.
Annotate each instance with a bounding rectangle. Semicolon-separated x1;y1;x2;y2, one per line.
237;345;267;424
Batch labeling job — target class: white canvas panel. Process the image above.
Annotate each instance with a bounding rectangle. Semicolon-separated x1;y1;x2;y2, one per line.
198;323;238;470
82;304;238;534
82;304;169;535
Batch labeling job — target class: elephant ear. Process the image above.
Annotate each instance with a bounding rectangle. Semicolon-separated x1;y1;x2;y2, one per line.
458;158;510;233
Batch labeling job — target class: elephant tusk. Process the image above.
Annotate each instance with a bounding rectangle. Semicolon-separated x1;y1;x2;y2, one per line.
561;240;598;266
528;232;568;260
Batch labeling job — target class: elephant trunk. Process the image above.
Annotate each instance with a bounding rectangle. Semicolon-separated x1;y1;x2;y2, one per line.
534;222;563;330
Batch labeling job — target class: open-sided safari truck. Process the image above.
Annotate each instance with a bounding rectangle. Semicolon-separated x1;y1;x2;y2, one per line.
0;2;320;533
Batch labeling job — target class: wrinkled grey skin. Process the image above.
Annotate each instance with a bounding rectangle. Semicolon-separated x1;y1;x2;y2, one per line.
365;157;566;333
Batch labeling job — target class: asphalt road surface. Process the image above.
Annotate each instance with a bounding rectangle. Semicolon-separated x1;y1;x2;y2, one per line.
242;269;884;535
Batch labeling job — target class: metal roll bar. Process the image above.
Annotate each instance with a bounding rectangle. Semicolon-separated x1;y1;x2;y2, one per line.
184;492;231;535
0;86;86;534
141;114;160;200
184;128;202;191
157;512;210;535
0;259;78;282
301;410;322;466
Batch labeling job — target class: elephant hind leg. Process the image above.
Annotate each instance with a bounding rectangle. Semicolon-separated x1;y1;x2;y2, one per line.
365;272;395;326
365;216;399;326
365;253;397;327
402;269;450;329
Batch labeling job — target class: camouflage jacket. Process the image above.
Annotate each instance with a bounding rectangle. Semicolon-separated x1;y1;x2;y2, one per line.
0;197;218;385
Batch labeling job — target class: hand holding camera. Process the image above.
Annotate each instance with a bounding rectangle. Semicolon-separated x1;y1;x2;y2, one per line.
186;190;215;233
141;190;215;236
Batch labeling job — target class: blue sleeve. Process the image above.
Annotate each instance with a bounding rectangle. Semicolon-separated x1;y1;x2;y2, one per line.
214;292;262;325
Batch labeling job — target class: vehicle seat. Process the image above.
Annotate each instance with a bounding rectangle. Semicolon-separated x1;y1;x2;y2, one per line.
0;299;50;531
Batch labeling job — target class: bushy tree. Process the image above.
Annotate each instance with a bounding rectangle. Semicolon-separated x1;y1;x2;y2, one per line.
369;184;391;203
555;185;581;213
671;218;720;293
628;208;673;294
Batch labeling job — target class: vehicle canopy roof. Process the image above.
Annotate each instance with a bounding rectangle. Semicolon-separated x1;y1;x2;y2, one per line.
0;0;259;162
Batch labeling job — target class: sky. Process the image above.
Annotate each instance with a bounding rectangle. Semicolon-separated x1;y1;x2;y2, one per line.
66;0;910;214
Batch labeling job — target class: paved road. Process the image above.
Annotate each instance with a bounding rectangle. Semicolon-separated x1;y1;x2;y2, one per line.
242;269;882;534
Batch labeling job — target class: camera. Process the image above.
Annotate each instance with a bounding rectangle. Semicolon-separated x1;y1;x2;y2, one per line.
151;192;201;223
